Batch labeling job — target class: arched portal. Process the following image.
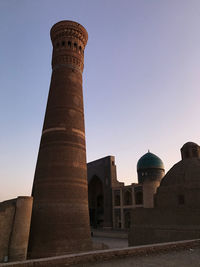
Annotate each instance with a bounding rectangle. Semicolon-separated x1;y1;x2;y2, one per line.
88;176;104;228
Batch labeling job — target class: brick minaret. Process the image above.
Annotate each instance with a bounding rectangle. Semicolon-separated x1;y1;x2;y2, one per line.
28;21;92;258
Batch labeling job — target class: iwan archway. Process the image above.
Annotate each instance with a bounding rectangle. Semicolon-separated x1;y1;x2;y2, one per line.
88;175;104;227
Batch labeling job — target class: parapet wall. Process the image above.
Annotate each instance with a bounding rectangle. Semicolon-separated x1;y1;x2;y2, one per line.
129;208;200;246
0;197;33;263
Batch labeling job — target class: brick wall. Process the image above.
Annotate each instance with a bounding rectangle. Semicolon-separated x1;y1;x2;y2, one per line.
0;197;33;263
129;208;200;246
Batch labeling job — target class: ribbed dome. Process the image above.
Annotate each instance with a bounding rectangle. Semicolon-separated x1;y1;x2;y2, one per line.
137;152;164;171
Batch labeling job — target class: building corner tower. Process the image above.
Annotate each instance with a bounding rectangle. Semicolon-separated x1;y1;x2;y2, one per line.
28;21;92;258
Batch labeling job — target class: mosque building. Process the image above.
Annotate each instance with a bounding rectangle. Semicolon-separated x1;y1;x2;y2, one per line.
88;142;200;244
87;151;165;229
129;142;200;245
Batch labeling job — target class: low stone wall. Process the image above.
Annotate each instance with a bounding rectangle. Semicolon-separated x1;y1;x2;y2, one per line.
129;208;200;246
0;239;199;267
0;197;33;263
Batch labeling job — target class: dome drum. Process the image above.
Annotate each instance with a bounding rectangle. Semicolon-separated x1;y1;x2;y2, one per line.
138;168;165;184
137;152;165;184
181;142;200;160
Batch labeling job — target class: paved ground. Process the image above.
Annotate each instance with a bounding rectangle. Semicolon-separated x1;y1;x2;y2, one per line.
92;236;128;249
89;236;200;267
74;247;200;267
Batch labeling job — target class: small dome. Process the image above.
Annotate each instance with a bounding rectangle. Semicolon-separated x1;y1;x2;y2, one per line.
137;152;164;171
181;141;200;160
181;142;198;149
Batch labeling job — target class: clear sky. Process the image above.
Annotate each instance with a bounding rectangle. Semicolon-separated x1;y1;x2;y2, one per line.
0;0;200;201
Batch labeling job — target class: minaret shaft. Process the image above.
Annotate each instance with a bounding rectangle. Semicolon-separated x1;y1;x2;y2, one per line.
28;21;92;259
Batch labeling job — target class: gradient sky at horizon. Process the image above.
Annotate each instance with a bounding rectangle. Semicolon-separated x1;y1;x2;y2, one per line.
0;0;200;201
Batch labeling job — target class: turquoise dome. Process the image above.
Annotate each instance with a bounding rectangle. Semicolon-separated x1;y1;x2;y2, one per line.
137;152;164;171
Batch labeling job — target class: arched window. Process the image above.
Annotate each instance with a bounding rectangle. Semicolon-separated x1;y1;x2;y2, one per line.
74;42;77;50
135;191;143;205
62;41;65;46
124;190;132;205
68;41;71;48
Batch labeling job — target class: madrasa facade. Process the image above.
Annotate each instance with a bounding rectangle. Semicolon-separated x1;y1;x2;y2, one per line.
87;150;165;229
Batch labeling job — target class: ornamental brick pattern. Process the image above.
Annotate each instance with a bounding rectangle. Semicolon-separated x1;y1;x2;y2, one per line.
28;21;92;259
